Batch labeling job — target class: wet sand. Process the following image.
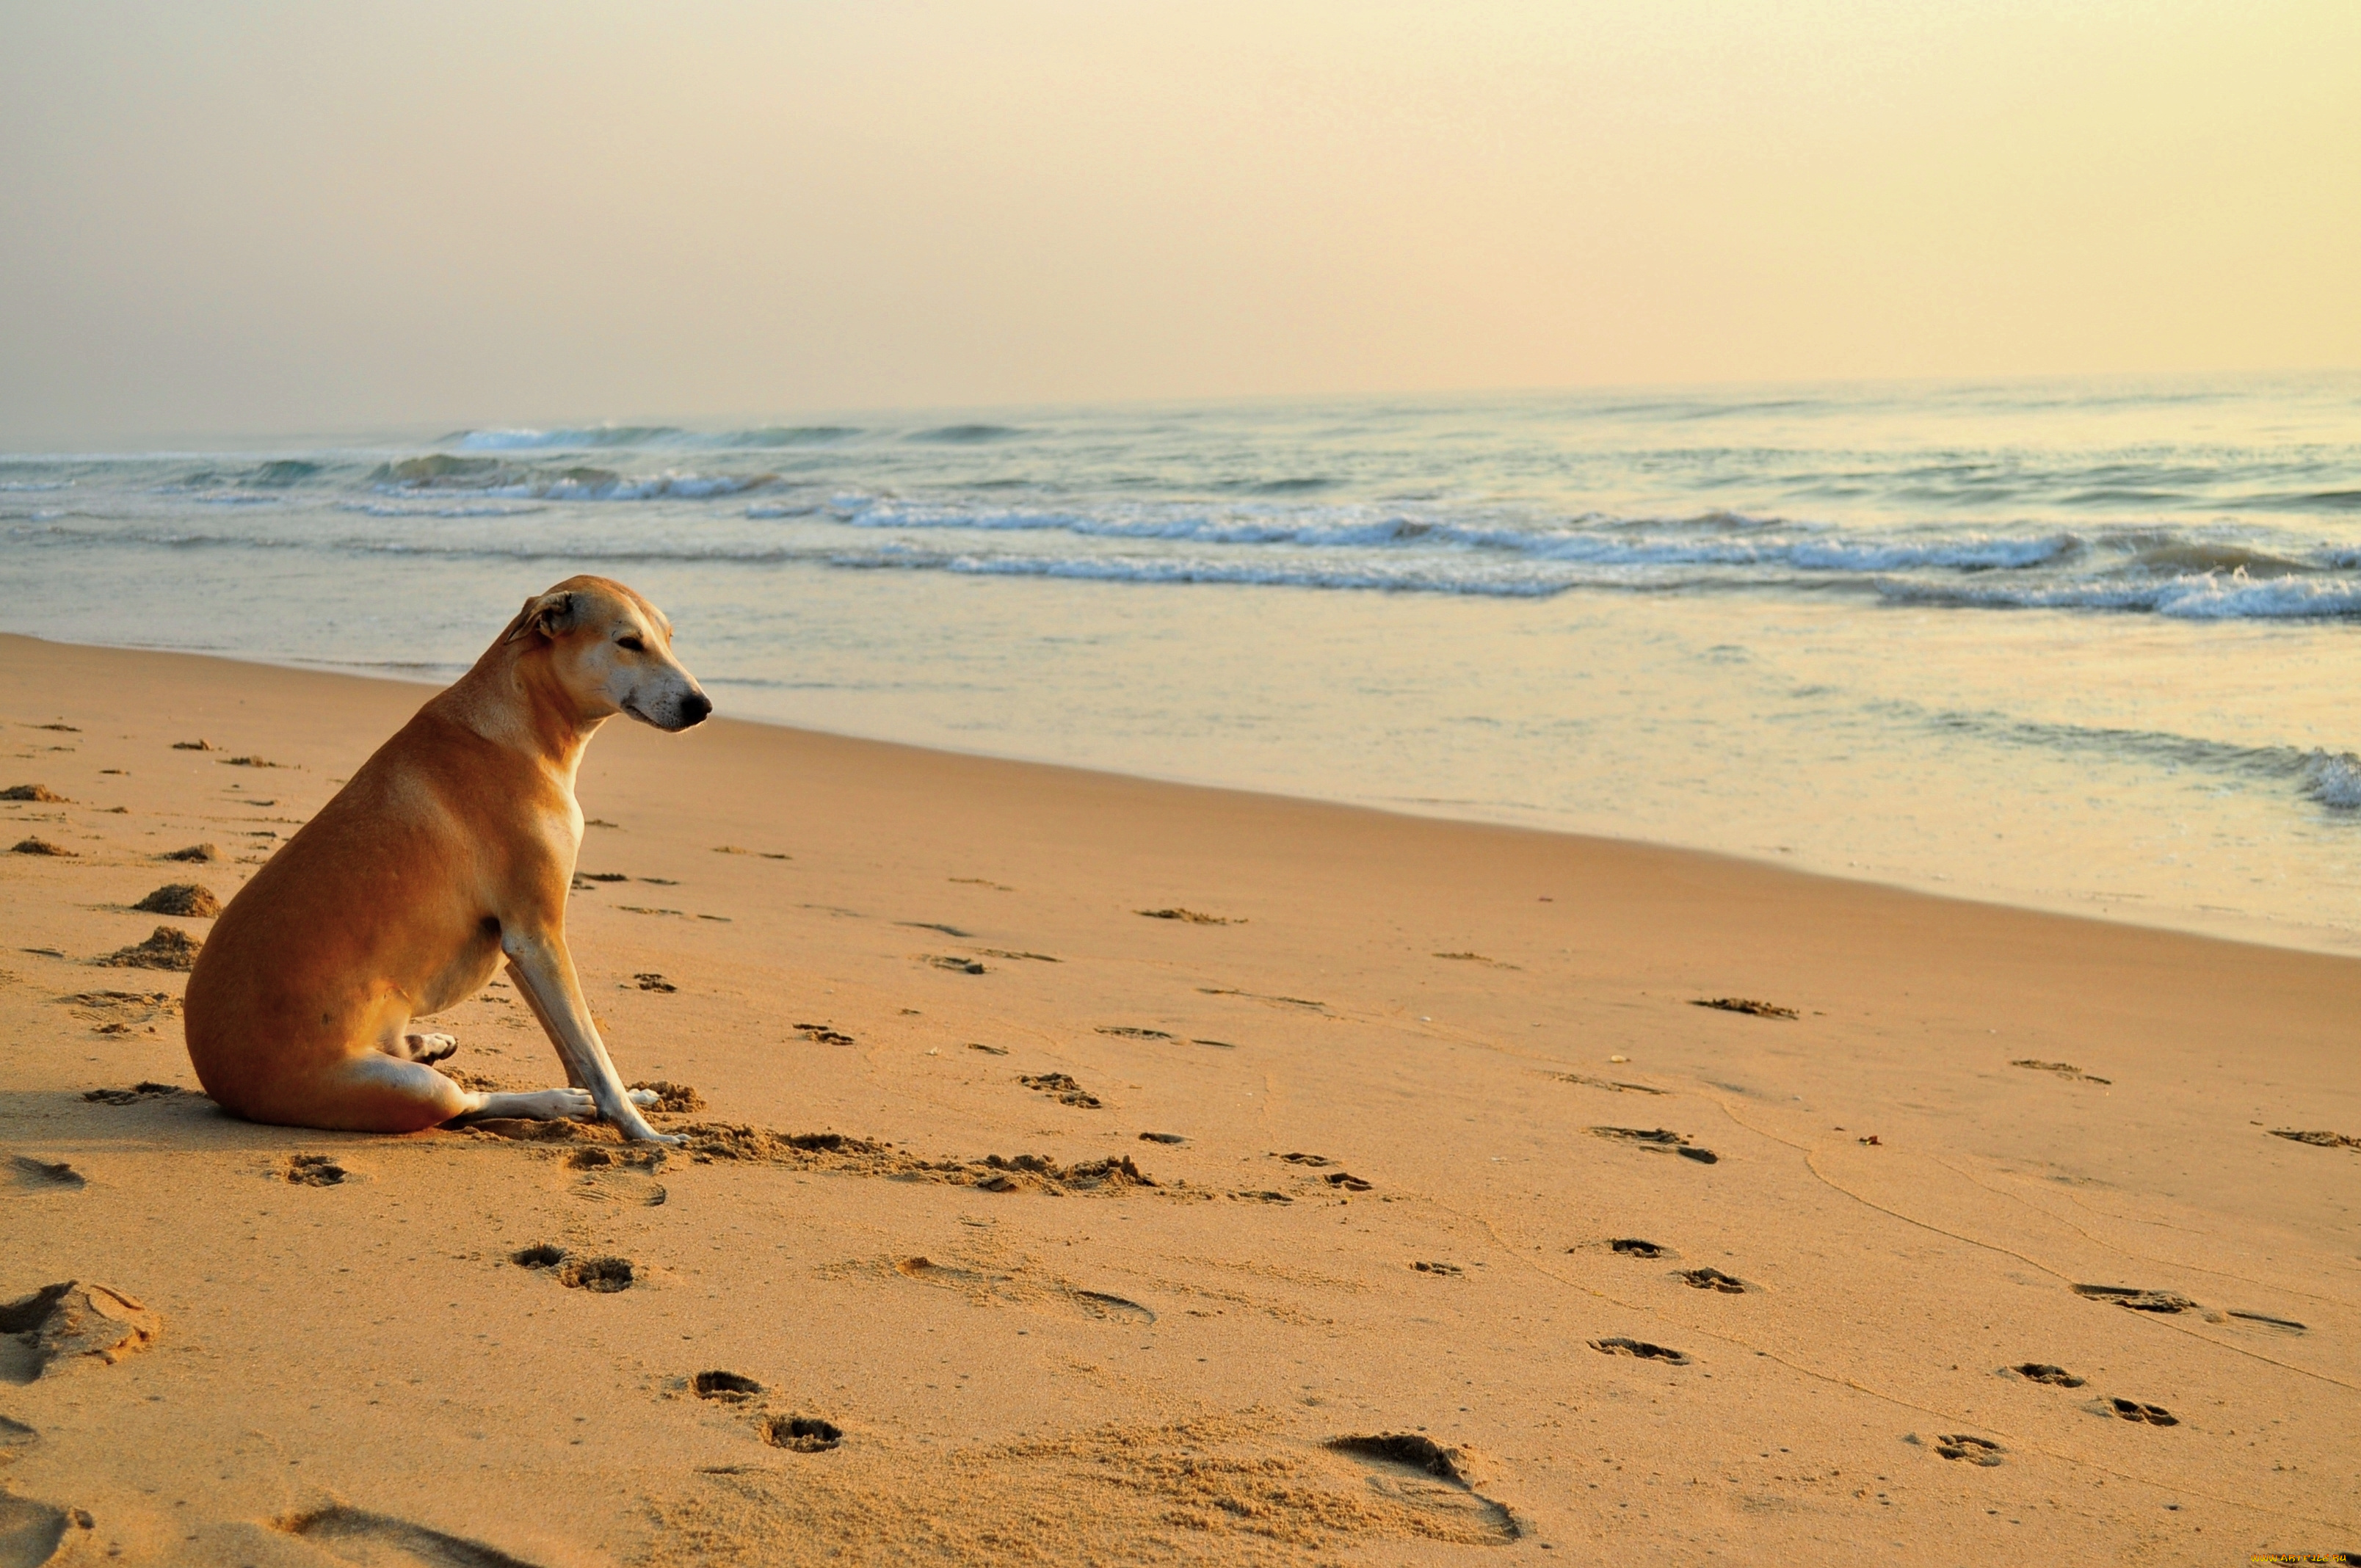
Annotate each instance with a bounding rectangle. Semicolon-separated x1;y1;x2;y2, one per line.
0;631;2355;1565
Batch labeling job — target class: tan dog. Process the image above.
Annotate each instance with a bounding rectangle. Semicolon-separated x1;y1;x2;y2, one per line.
184;575;710;1144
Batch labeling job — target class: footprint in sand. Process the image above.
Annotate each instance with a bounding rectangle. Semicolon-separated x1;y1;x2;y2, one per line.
1070;1290;1156;1324
1606;1238;1675;1260
1589;1126;1719;1164
1411;1261;1463;1276
692;1371;764;1402
1018;1072;1103;1109
2072;1284;2197;1314
1590;1337;1690;1365
761;1414;842;1452
0;1282;159;1382
60;988;180;1034
564;1146;667;1206
556;1257;635;1293
0;1495;76;1568
1929;1434;2006;1466
2012;1058;2125;1086
1277;1153;1371;1190
2009;1362;2086;1387
271;1505;539;1567
4;1157;83;1195
893;1257;1156;1324
1690;997;1797;1020
2268;1128;2361;1151
280;1153;349;1186
1136;1131;1186;1144
1324;1433;1518;1541
2103;1398;2178;1426
1674;1267;1748;1293
1326;1433;1473;1484
511;1244;567;1268
81;1082;185;1106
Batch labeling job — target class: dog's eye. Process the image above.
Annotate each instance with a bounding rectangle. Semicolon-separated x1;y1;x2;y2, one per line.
617;635;645;652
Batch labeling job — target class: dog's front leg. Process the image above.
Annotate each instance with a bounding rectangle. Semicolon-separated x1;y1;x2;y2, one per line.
501;935;677;1144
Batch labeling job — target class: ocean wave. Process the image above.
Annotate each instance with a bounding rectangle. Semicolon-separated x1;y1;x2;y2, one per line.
1877;701;2361;816
711;425;862;447
822;496;2082;573
371;455;777;501
834;547;1581;598
452;426;688;451
0;480;70;492
246;459;324;487
445;424;863;451
1883;570;2361;620
909;424;1023;443
2299;749;2361;808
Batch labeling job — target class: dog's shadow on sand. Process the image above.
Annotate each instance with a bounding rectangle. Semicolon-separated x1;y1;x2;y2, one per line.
0;1087;386;1153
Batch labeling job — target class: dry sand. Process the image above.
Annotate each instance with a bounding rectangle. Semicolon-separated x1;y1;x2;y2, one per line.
0;630;2355;1566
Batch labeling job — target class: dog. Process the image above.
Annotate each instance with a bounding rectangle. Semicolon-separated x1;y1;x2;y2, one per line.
184;575;710;1144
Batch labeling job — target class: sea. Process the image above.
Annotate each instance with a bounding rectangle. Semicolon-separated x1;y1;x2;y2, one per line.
7;374;2361;952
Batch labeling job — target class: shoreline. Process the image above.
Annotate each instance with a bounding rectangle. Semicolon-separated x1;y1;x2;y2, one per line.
8;627;2353;962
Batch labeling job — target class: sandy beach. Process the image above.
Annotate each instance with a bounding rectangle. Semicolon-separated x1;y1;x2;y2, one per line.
1;628;2355;1565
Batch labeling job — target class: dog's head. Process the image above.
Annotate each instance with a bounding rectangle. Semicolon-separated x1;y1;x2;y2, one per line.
505;576;712;732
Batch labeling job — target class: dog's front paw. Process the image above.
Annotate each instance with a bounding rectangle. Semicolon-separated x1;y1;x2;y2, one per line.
502;1087;597;1122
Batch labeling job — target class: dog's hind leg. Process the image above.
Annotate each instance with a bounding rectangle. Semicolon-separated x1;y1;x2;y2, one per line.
274;1056;595;1133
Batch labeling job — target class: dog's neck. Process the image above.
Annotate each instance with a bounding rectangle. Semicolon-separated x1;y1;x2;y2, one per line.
437;642;612;792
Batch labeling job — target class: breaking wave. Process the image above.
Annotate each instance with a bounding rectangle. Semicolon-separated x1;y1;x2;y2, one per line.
446;424;862;451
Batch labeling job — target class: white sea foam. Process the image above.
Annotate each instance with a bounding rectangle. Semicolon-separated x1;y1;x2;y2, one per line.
454;427;686;451
379;470;777;501
338;501;546;518
2299;749;2361;808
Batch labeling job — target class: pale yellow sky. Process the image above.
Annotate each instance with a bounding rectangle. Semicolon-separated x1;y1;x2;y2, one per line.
2;1;2354;443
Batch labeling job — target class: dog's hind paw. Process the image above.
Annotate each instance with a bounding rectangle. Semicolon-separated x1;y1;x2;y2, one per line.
626;1087;661;1108
402;1031;458;1064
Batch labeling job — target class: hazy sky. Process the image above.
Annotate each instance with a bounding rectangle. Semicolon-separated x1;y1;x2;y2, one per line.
3;1;2354;444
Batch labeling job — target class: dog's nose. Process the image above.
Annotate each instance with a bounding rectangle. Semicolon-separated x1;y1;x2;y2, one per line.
678;692;712;727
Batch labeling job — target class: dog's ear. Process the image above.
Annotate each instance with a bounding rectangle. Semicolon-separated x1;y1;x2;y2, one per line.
504;589;579;644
